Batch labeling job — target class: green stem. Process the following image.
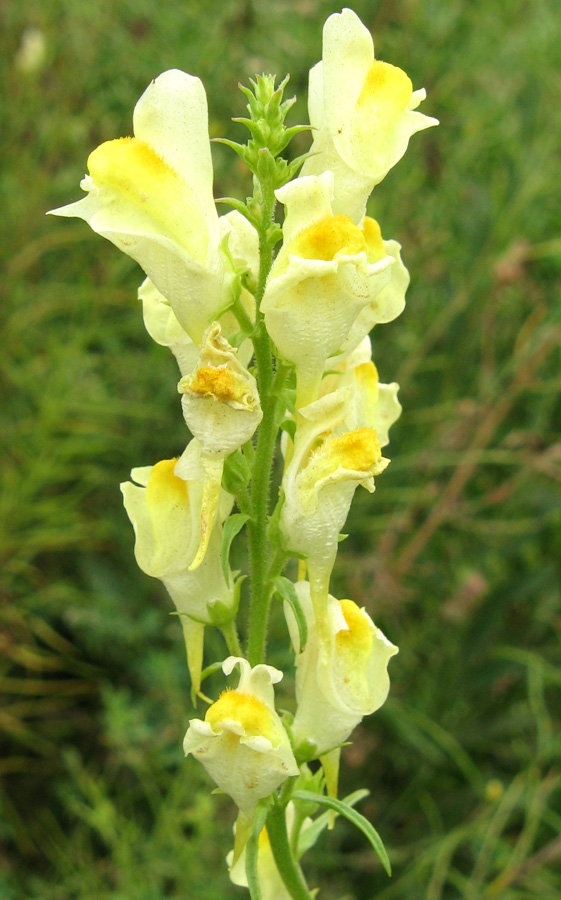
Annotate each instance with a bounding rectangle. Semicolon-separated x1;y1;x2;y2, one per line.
232;294;255;334
246;359;287;665
267;802;313;900
246;178;278;666
221;619;242;657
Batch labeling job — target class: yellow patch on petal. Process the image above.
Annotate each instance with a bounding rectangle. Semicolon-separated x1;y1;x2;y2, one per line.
354;361;379;395
290;214;367;262
362;217;386;263
87;137;207;258
355;60;413;129
337;599;373;655
334;599;373;705
146;458;189;512
181;366;257;409
319;428;382;474
206;690;278;742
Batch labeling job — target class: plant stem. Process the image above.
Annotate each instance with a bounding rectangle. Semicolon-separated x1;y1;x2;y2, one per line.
267;801;313;900
246;178;278;666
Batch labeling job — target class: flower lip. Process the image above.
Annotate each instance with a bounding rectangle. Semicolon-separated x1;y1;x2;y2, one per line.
85;136;208;260
179;366;259;410
288;213;367;262
205;690;279;744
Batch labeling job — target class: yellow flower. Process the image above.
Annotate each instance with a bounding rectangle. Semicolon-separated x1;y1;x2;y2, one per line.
184;658;298;814
321;336;402;448
120;441;235;694
281;389;389;631
49;70;235;344
302;9;438;221
286;582;398;758
262;171;394;407
178;323;262;569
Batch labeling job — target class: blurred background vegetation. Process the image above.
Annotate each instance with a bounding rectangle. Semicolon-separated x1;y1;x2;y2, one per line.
1;0;560;897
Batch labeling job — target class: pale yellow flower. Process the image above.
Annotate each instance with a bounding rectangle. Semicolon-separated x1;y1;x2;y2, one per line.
262;171;394;407
49;70;235;344
184;658;298;814
286;582;398;758
281;389;389;634
120;441;235;694
302;8;438;221
178;323;262;568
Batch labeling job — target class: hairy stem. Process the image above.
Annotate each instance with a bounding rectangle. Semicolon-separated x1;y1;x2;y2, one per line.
267;801;313;900
246;180;278;666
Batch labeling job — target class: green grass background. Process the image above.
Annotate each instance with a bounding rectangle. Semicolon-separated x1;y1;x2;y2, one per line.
1;0;561;897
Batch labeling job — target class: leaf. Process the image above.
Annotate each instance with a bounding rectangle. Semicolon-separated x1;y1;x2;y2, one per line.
221;514;250;584
273;576;308;651
280;417;296;441
297;789;369;858
292;790;391;876
199;660;223;685
245;803;268;900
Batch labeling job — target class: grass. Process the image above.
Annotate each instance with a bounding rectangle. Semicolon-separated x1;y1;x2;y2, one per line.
1;0;560;897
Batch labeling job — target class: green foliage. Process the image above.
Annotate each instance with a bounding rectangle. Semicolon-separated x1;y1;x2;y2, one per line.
1;0;560;898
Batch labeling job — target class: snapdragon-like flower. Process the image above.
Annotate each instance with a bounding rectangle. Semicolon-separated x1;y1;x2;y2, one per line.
302;8;438;221
262;171;395;407
49;69;235;344
286;582;398;759
183;657;298;815
120;440;235;694
178;323;262;568
281;389;389;634
321;336;402;446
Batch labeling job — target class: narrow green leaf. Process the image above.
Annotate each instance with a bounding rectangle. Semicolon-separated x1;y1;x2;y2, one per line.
292;790;391;876
280;418;296;441
273;576;308;650
215;196;259;229
200;660;224;685
297;789;369;858
221;514;250;584
245;803;268;900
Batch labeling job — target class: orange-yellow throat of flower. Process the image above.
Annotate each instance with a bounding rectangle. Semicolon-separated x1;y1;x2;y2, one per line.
206;690;278;743
289;214;385;264
146;458;188;512
183;366;257;409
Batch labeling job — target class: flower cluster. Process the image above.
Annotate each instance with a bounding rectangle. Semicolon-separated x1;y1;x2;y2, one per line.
50;8;436;897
